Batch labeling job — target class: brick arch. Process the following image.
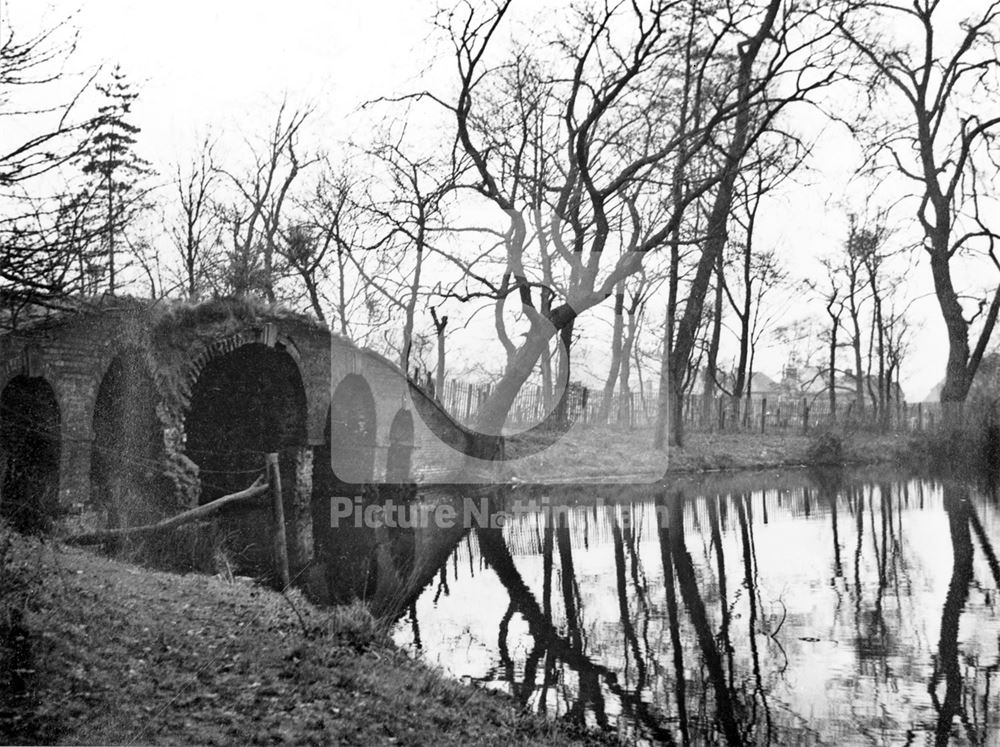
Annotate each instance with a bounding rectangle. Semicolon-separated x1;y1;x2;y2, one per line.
182;334;309;505
0;371;62;532
0;345;58;396
78;339;161;434
152;325;312;509
328;373;378;485
177;326;304;405
89;346;167;526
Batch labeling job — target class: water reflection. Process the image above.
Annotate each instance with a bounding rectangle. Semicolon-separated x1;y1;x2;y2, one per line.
318;470;1000;744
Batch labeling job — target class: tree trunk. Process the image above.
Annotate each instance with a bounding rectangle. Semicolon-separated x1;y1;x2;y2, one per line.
597;285;626;424
107;168;115;295
931;247;973;426
400;228;425;371
667;0;781;446
829;316;838;422
701;254;724;427
850;302;865;422
474;308;576;442
540;340;554;413
653;305;674;450
552;319;575;428
434;323;447;400
618;301;639;427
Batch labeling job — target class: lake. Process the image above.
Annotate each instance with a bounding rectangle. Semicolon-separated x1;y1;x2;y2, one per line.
317;468;1000;745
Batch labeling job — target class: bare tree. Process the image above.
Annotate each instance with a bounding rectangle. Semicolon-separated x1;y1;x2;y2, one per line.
0;9;94;320
355;135;459;370
169;136;218;299
430;305;449;399
856;213;894;426
216;101;316;301
414;0;842;448
660;0;844;447
838;0;1000;422
808;261;847;422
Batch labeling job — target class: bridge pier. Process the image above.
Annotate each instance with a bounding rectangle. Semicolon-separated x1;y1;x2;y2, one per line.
58;437;94;530
0;299;473;539
290;446;315;575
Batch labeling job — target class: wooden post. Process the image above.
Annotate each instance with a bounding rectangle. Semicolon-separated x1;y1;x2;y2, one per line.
266;453;290;589
802;398;809;434
761;397;767;433
917;402;923;432
581;387;589;424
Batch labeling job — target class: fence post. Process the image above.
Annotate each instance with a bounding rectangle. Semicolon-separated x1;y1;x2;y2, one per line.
802;398;809;434
917;402;923;431
266;453;290;589
761;397;767;433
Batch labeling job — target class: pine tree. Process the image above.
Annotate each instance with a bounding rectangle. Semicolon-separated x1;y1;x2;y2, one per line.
76;65;153;294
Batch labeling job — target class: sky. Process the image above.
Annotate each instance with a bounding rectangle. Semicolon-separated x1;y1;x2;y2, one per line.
5;0;989;401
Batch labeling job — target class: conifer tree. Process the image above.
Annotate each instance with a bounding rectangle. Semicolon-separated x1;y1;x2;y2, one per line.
76;65;152;294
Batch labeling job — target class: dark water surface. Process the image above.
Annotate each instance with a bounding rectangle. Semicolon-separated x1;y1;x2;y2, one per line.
321;468;1000;745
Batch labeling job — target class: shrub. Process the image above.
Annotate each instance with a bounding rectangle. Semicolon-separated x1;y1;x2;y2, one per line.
806;430;844;465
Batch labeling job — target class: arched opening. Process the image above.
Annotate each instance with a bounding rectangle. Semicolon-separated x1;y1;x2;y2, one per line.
386;409;414;483
0;376;61;532
90;349;163;527
328;374;377;485
185;343;307;502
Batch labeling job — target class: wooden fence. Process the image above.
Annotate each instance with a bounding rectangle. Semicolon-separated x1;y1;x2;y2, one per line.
436;378;659;428
431;377;940;434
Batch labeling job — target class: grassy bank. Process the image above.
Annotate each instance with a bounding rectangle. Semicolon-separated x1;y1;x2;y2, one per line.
0;529;609;746
505;426;915;482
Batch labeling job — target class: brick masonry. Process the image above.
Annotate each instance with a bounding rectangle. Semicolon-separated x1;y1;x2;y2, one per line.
0;299;475;533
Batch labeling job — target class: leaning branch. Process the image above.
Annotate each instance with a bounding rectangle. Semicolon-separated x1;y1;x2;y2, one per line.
65;477;268;545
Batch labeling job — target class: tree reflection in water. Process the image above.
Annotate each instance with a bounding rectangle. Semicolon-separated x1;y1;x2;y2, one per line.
317;471;1000;744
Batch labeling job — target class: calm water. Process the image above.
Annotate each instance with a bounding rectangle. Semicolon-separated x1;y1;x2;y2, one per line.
317;468;1000;745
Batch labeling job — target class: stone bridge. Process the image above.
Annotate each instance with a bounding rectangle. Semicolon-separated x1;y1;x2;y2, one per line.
0;297;476;539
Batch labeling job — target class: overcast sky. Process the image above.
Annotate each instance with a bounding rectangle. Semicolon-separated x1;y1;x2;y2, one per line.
7;0;986;400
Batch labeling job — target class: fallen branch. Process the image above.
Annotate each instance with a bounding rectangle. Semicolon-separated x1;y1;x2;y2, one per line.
65;477;269;546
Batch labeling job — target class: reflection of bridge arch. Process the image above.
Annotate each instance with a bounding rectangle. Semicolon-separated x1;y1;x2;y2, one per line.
0;375;61;532
185;342;307;502
386;409;414;483
90;348;163;526
329;373;377;485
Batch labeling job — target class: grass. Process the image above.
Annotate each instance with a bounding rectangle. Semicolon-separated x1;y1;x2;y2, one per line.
0;526;613;746
504;425;916;482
